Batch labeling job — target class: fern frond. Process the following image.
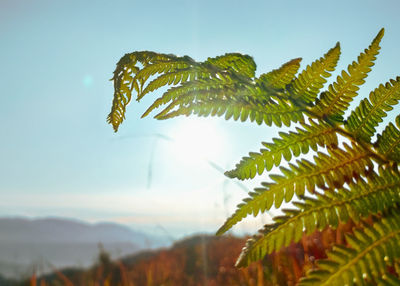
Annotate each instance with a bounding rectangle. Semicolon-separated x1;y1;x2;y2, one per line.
376;272;400;286
139;65;210;99
376;115;400;163
146;74;261;119
109;29;400;283
313;28;384;121
299;211;400;285
133;58;194;95
141;78;232;118
140;53;257;100
205;53;257;78
289;43;340;103
109;52;256;131
156;93;305;127
217;143;374;236
137;53;255;96
346;77;400;143
258;58;302;89
225;119;338;180
234;167;400;267
108;51;189;131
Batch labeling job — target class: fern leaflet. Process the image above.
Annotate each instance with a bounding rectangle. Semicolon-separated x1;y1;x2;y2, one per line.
225;119;338;180
205;53;257;78
235;167;400;267
258;58;302;89
108;51;190;131
109;52;257;131
376;115;400;163
217;143;374;236
346;77;400;143
289;43;341;103
312;29;384;121
299;211;400;285
157;96;305;127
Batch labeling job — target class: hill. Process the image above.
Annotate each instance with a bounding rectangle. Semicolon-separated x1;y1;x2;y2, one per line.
0;217;166;279
11;230;338;285
24;234;264;286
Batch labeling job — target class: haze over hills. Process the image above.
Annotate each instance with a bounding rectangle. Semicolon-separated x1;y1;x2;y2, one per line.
0;217;169;279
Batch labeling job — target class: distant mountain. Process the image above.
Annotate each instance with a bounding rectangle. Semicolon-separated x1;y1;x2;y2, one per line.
21;235;260;286
0;217;167;279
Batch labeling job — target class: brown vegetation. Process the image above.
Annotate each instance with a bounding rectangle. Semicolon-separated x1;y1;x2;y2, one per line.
25;228;351;286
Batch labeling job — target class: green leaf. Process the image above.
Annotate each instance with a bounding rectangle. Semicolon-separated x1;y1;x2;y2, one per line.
258;57;302;89
313;28;384;120
299;211;400;286
290;42;341;103
346;76;400;142
376;114;400;163
225;119;338;180
217;143;374;236
234;167;400;267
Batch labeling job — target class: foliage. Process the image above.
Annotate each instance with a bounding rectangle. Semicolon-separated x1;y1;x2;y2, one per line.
108;28;400;284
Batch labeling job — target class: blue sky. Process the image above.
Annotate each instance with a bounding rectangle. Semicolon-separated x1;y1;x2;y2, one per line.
1;0;400;238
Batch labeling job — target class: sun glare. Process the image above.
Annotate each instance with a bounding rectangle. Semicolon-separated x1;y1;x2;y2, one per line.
167;118;226;165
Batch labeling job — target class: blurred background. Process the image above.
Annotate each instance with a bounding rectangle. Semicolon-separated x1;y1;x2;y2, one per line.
1;0;400;283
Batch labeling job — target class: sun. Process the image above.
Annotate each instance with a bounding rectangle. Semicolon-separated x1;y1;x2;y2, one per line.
167;118;226;165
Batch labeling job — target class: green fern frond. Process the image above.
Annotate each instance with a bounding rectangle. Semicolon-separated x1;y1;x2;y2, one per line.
139;53;258;100
217;143;373;236
289;43;340;103
258;58;302;89
234;167;400;267
346;77;400;143
109;29;400;284
205;53;257;78
139;65;210;99
109;52;256;131
108;51;189;131
225;119;338;180
376;115;400;163
313;28;384;121
299;211;400;285
376;272;400;286
136;53;255;99
141;78;234;118
147;74;262;119
133;58;194;96
157;96;305;127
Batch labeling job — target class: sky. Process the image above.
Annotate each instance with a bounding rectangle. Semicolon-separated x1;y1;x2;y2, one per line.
1;0;400;238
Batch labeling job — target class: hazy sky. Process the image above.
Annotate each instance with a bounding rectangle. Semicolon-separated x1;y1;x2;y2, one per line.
1;0;400;238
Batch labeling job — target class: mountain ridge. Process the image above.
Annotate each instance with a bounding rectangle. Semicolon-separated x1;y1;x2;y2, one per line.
0;216;168;279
